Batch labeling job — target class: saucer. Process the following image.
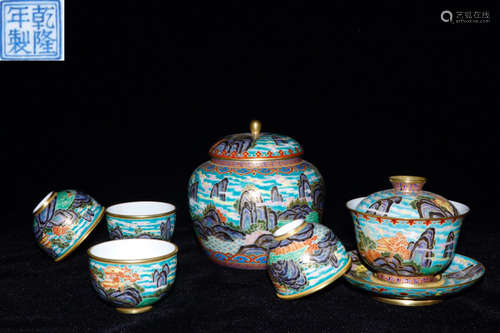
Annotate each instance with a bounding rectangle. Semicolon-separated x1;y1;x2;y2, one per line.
344;250;485;306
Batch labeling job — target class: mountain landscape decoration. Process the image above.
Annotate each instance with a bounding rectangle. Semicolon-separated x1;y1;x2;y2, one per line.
359;227;436;276
108;216;174;240
210;178;228;201
188;159;325;269
211;134;255;155
412;195;458;218
188;181;198;202
267;222;350;297
366;197;402;216
33;190;102;259
89;255;177;309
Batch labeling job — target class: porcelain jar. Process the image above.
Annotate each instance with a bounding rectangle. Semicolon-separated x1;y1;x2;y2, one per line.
347;176;469;285
188;120;325;270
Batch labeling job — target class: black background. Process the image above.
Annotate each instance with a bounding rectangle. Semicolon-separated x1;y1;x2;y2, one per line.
4;1;500;332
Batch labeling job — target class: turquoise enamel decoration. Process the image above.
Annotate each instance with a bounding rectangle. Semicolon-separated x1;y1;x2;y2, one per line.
106;214;175;240
188;120;325;270
267;220;351;299
33;190;104;262
344;250;485;303
87;239;178;314
89;254;177;310
347;176;470;284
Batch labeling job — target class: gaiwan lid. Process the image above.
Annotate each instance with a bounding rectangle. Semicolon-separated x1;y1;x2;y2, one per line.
208;120;303;161
355;176;459;219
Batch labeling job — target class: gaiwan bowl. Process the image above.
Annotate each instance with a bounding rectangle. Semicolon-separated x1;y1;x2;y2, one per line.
267;219;351;299
88;239;178;314
346;176;470;286
33;190;104;262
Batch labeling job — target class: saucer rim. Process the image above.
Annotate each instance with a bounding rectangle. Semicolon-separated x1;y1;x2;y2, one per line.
344;250;485;291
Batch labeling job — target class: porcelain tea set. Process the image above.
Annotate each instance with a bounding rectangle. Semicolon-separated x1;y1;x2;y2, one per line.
32;120;485;313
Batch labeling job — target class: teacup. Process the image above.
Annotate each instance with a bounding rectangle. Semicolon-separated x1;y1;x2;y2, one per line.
88;239;178;314
33;190;104;262
105;201;176;240
347;197;470;286
267;219;351;299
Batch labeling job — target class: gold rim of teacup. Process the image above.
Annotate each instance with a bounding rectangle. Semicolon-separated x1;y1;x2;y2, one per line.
273;220;307;241
33;191;58;216
105;203;176;219
116;306;153;314
276;257;352;300
87;240;179;265
54;207;105;262
389;175;426;184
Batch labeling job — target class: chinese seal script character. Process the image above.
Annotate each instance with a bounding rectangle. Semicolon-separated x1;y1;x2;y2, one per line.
1;0;64;60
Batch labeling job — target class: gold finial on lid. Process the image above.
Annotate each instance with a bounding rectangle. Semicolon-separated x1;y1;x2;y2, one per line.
250;120;262;139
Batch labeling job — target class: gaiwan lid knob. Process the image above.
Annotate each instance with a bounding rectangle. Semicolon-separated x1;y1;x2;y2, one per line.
208;120;303;161
355;175;459;219
389;175;426;193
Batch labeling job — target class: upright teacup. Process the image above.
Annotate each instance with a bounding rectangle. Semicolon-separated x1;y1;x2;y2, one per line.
88;239;178;314
106;201;176;240
347;176;470;286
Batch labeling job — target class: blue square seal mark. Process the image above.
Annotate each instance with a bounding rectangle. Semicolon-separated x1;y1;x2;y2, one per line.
0;0;63;60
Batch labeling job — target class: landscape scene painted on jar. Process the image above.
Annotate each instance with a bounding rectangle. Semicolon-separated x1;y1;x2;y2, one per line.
208;132;303;159
188;161;324;268
89;257;177;308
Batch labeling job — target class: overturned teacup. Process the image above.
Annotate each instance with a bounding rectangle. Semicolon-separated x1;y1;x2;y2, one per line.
88;239;178;314
33;190;104;262
267;219;351;299
105;201;176;240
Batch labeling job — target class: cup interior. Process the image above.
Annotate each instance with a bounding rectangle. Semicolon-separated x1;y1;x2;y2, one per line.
33;191;55;214
346;197;363;211
273;219;305;238
88;239;177;261
451;200;469;215
106;201;175;217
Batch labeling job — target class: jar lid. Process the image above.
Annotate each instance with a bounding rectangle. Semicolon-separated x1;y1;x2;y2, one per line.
355;176;459;219
208;120;303;161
